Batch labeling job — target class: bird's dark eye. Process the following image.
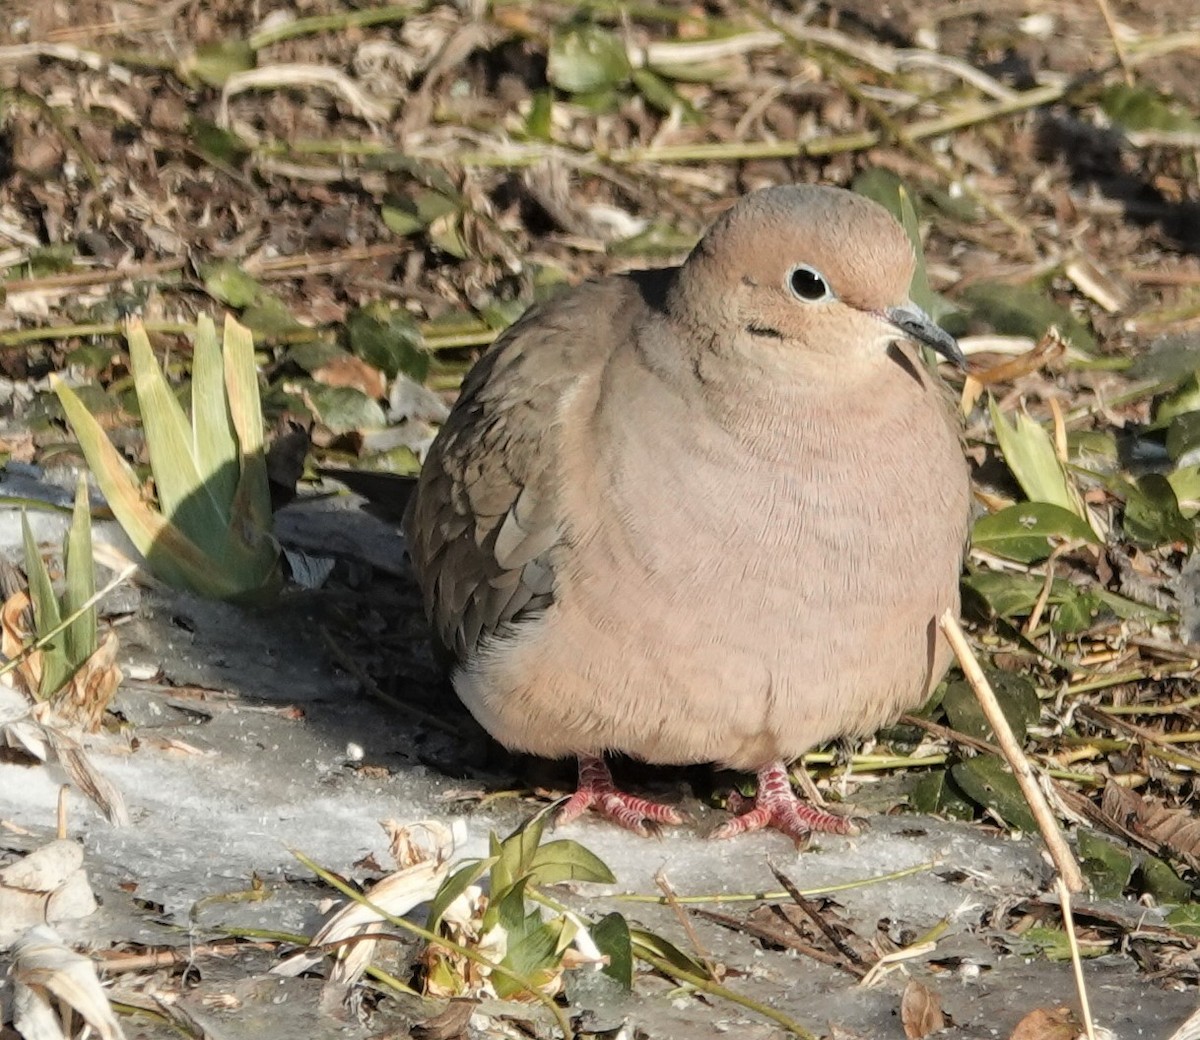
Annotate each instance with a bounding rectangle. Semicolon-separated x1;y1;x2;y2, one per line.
787;264;831;302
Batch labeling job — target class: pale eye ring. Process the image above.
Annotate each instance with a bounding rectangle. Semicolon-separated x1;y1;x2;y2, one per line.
787;264;832;302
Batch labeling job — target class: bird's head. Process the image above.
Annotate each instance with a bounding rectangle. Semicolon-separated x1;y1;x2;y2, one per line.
670;184;963;374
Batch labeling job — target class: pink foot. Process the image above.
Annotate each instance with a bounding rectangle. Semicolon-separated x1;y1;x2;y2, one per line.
556;755;683;837
710;762;860;845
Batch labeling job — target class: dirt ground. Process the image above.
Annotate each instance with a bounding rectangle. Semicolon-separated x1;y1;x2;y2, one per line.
4;1;1200;1038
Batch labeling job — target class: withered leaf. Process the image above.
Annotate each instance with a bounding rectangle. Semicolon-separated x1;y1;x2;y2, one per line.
1103;781;1200;870
1009;1005;1078;1040
901;978;945;1039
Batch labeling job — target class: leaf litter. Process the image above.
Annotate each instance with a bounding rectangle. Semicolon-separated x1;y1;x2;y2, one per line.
4;0;1200;1037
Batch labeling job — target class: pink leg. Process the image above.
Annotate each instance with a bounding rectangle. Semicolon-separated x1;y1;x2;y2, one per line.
710;762;859;845
556;755;683;837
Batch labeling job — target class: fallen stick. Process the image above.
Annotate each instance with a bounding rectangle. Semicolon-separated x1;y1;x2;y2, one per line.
938;610;1085;893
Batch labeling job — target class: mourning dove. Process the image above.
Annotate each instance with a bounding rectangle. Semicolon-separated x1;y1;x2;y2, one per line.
405;184;971;843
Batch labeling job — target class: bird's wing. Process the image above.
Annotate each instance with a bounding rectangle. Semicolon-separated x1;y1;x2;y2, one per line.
404;277;644;662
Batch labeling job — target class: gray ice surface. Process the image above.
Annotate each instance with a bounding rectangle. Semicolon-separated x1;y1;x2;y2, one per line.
1;489;1196;1039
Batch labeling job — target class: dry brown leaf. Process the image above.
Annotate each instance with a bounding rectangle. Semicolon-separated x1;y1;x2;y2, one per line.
1103;780;1200;870
11;925;127;1040
0;593;121;731
900;978;945;1039
273;820;464;987
312;354;387;400
41;722;130;826
2;587;43;698
1009;1005;1078;1040
412;998;477;1040
960;328;1067;413
55;631;122;731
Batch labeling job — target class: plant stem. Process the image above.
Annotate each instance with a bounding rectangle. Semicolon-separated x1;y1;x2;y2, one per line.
634;946;819;1039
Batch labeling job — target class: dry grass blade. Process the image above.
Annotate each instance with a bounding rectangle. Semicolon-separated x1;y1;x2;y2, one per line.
42;725;129;827
939;611;1085;892
1056;877;1098;1040
11;925;128;1040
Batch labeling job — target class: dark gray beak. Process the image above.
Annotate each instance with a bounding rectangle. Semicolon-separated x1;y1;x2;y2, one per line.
883;304;965;369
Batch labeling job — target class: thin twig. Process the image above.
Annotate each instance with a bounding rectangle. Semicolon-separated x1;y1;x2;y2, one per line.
693;907;848;969
655;872;720;981
1091;0;1134;85
1078;706;1200;772
939;611;1085;892
616;861;938;904
1057;876;1099;1040
767;862;870;976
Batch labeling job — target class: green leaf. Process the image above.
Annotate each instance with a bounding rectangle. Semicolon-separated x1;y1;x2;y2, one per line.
1123;473;1194;548
1168;464;1200;518
22;511;70;698
346;303;428;380
1129;332;1200;383
908;768;976;820
200;260;264;308
1019;925;1105;960
184;39;255;88
1165;411;1200;462
54;378;241;598
608;223;699;258
963;281;1095;352
495;916;563;999
190;315;239;517
380;204;425;237
961;570;1046;620
125;322;231;562
1100;84;1200;135
592;912;633;989
307;385;388;433
972;502;1099;563
188;119;251;164
240;298;309;339
221;315;276;564
524;90;554;141
1165;903;1200;937
630;68;697;118
989;397;1091;522
285;341;347;374
630;928;709;978
1154;372;1200;425
54;316;278;603
548;25;632;94
425;857;496;931
493;877;535;934
1077;830;1133;899
941;671;1040;745
1135;855;1192;904
62;475;97;668
528;839;616;886
428;214;469;260
1051;587;1107;635
493;809;552;895
949;757;1038;833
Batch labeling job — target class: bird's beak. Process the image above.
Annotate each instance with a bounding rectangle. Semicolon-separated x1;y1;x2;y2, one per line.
881;303;965;370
